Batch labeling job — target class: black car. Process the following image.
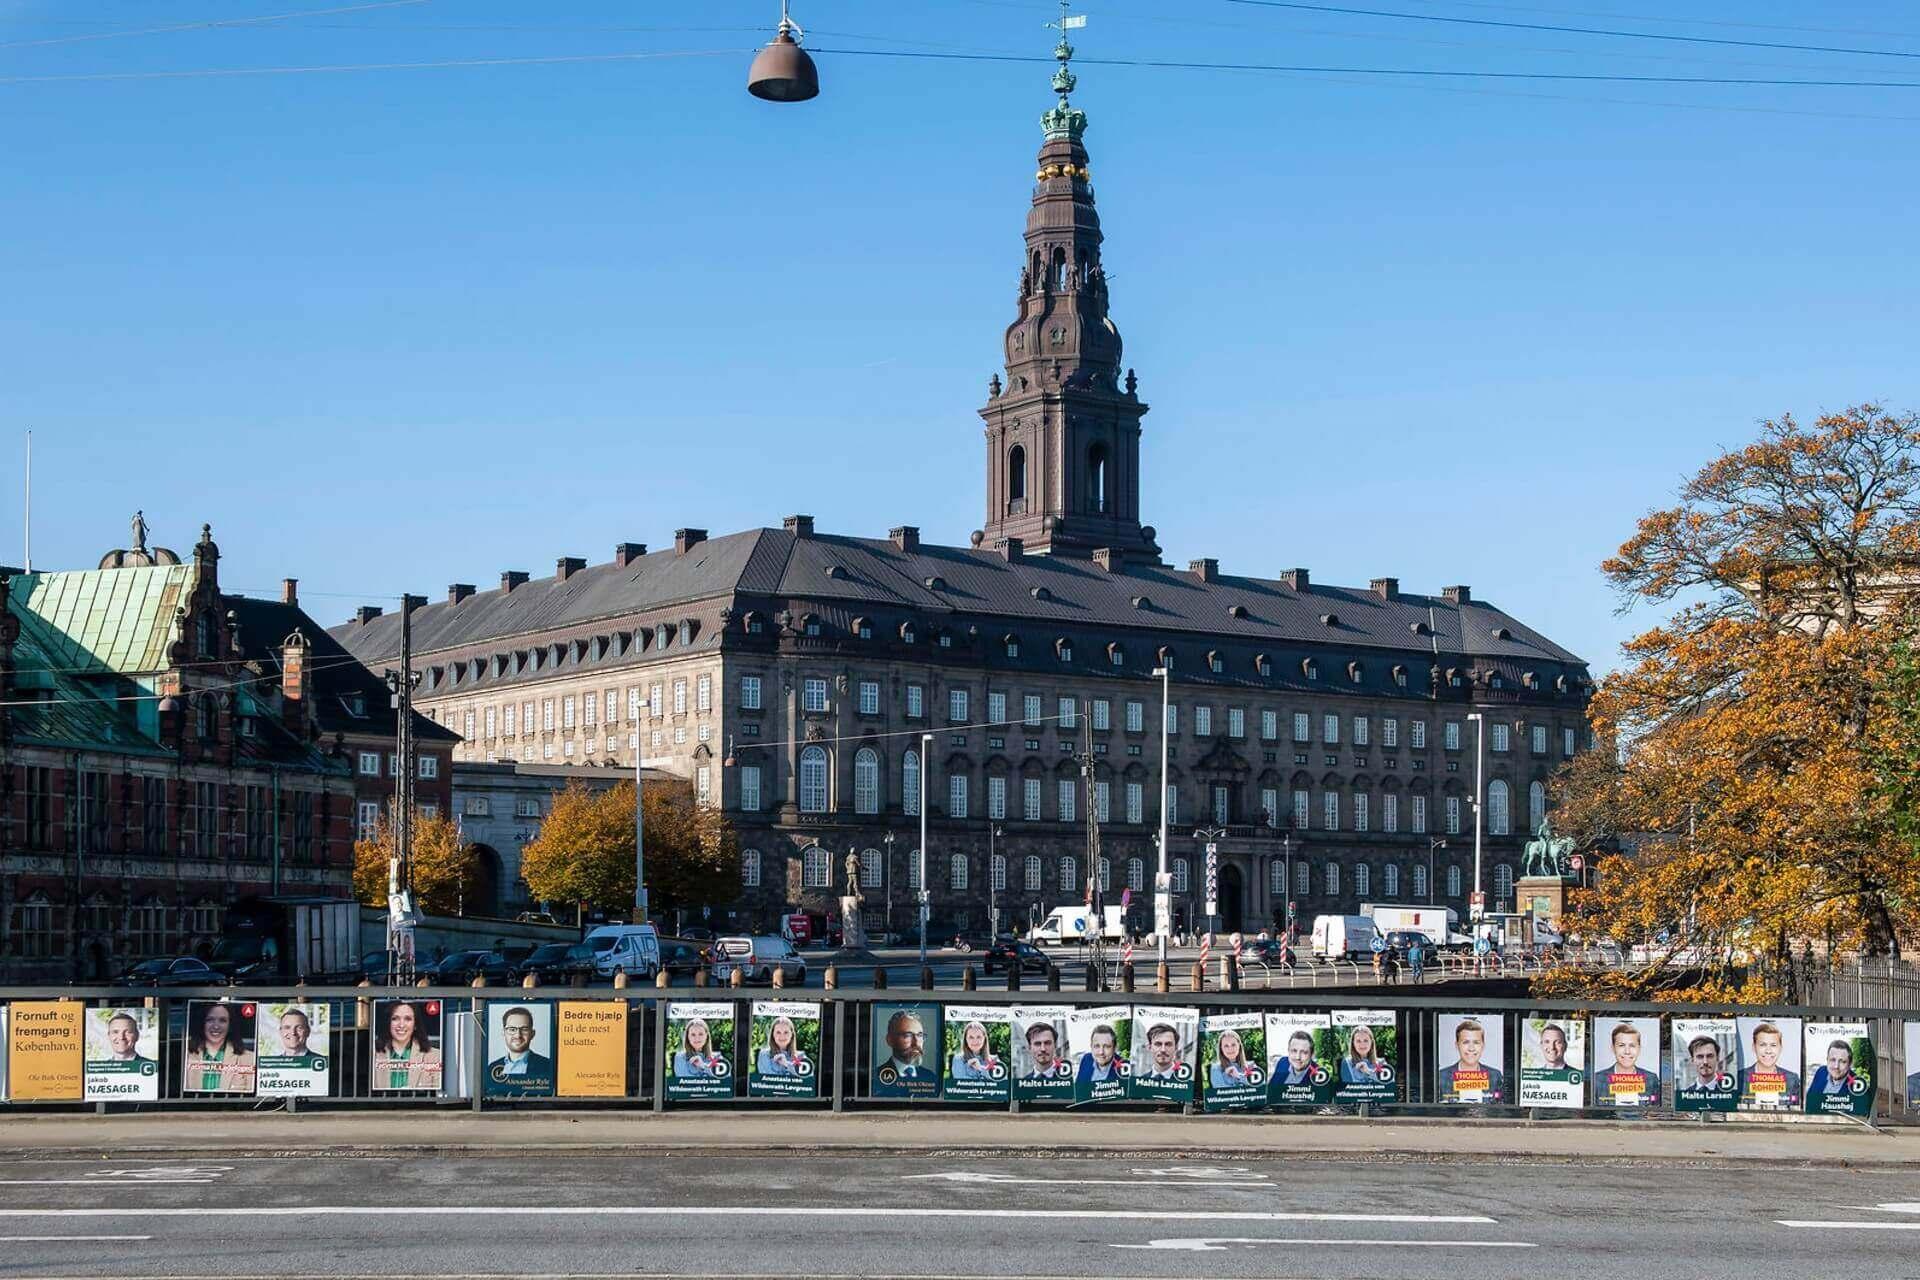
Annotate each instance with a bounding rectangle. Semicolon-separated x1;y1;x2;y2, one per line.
1242;938;1295;966
431;950;515;985
513;942;591;983
981;940;1055;977
658;939;707;980
113;956;223;988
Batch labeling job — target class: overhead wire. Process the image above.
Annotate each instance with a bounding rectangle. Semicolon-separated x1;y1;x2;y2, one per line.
1391;0;1920;43
0;47;740;86
0;0;432;52
1;651;376;709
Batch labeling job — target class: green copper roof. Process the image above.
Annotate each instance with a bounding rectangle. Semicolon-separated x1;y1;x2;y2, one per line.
13;565;193;675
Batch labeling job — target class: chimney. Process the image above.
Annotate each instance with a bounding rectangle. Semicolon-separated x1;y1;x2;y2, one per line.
1093;548;1120;573
783;514;814;538
1001;537;1023;562
280;630;310;731
614;542;648;568
353;605;383;626
401;593;425;616
501;570;529;592
1371;576;1399;600
556;556;586;581
280;578;299;607
1443;584;1472;604
1188;557;1219;583
448;583;475;605
890;525;920;552
675;528;708;555
1281;568;1309;590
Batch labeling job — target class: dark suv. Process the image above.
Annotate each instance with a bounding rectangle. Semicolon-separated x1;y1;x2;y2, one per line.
981;940;1056;977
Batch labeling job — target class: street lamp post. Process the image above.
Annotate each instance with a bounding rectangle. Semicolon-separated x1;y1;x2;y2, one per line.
1151;664;1171;965
989;823;1004;939
1428;838;1447;907
918;731;932;966
1281;831;1293;938
883;830;895;940
1466;711;1485;921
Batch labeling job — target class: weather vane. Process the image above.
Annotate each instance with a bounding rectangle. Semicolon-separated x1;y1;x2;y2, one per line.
1045;1;1086;103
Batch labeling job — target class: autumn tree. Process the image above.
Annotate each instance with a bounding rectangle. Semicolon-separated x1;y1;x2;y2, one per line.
518;779;740;918
352;811;481;918
1546;405;1920;1001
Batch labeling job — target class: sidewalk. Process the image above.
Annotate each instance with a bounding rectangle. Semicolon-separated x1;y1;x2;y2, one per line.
1;1109;1914;1166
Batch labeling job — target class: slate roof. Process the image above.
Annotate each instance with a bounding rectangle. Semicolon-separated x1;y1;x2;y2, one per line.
332;527;1586;673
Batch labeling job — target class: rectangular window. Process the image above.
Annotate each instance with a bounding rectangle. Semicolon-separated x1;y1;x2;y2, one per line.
1293;789;1310;830
1126;700;1144;733
1261;709;1278;741
485;706;497;738
1354;792;1370;832
463;708;476;740
1260;787;1279;827
949;774;969;819
860;680;881;716
562;696;576;730
606;689;619;724
1491;723;1510;753
1564;727;1576;757
1092;699;1110;731
987;691;1006;723
1228;707;1245;739
1194;706;1212;737
1125;781;1143;824
741;676;762;710
740;766;762;812
1383;792;1399;833
1024;694;1042;727
1445;795;1462;834
357;801;382;842
1058;779;1076;824
505;705;517;736
1353;716;1369;747
649;683;663;716
1383;717;1399;748
1164;703;1178;734
695;766;711;805
1445;721;1462;751
742;849;761;888
1095;781;1110;823
988;776;1007;820
1212;785;1229;825
1322;713;1339;745
1293;712;1310;742
418;755;439;780
949;688;969;722
359;751;381;776
673;679;688;715
803;678;829;713
542;699;555;731
1532;724;1547;754
1412;794;1428;833
1164;784;1179;825
583;694;596;728
1412;719;1428;749
1324;791;1340;831
907;684;924;719
697;674;712;713
1024;777;1042;822
1059;697;1078;730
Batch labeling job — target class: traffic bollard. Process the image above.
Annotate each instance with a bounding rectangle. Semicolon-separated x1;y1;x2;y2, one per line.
1046;968;1061;992
523;973;539;989
730;966;745;989
1006;962;1021;992
1225;957;1239;992
1121;961;1135;992
613;970;629;991
772;965;786;989
1084;960;1099;991
961;967;977;991
824;964;838;990
654;970;669;989
1156;961;1169;994
873;967;889;990
1188;961;1204;992
920;965;934;990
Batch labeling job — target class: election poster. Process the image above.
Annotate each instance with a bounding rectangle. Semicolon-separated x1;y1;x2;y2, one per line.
1200;1011;1264;1112
1068;1005;1131;1104
1907;1022;1920;1113
1590;1016;1662;1109
666;1001;735;1101
1517;1015;1585;1110
1673;1016;1739;1113
747;1000;820;1099
1435;1013;1506;1105
1010;1005;1074;1102
1263;1012;1334;1107
84;1006;160;1102
256;1001;331;1098
558;1001;629;1099
943;1005;1013;1103
871;1002;941;1100
1802;1020;1874;1118
6;1001;83;1101
183;1000;257;1095
371;998;444;1093
1129;1005;1198;1103
1331;1009;1397;1104
483;1000;555;1099
1735;1016;1803;1112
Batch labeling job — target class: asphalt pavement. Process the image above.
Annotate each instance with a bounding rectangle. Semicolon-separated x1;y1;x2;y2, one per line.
0;1151;1916;1279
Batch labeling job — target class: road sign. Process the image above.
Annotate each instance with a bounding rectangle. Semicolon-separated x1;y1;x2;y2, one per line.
1203;842;1218;917
1571;854;1585;872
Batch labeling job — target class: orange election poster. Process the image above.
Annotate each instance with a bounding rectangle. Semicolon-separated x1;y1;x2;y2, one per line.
557;1001;627;1098
10;1001;84;1101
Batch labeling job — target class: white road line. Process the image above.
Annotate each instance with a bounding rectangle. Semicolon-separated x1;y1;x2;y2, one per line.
0;1180;217;1186
1777;1220;1920;1231
904;1172;1269;1187
1114;1236;1534;1252
0;1236;153;1243
0;1206;1497;1225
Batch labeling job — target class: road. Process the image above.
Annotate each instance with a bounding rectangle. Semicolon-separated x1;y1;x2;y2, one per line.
0;1152;1915;1278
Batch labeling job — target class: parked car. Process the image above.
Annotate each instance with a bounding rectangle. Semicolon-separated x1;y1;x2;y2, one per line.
582;924;662;980
431;950;515;985
513;942;592;983
710;935;808;985
949;930;1000;953
679;926;715;943
1242;937;1295;966
658;938;708;981
980;940;1055;977
113;956;222;988
514;911;560;925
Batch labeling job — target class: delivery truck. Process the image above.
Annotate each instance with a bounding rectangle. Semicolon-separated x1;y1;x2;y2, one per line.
1359;903;1474;951
1031;904;1129;946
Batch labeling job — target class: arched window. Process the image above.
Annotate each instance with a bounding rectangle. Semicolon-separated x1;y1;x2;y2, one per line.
1384;864;1401;898
798;746;829;814
1127;857;1144;891
1528;780;1547;829
1088;443;1110;513
1024;855;1042;891
1487;779;1511;836
950;854;969;892
1058;855;1078;894
1324;862;1341;896
1446;864;1463;898
1494;863;1515;904
1052;246;1069;291
992;854;1008;892
803;845;831;889
1412;864;1429;900
853;748;880;815
1270;859;1287;895
1295;860;1310;897
860;848;883;889
1354;863;1371;899
741;849;761;888
902;750;921;816
1008;445;1027;507
1098;856;1112;892
1172;857;1190;893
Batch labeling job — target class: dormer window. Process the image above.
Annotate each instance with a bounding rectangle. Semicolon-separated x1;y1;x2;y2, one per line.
1108;642;1125;667
1523;671;1539;689
1348;661;1364;684
744;613;764;635
937;631;953;649
1056;638;1074;663
1392;665;1408;688
855;618;873;640
802;615;821;637
1004;634;1021;658
1448;668;1465;688
1207;651;1224;674
1302;658;1319;681
345;694;367;718
1254;654;1272;677
1491;673;1506;689
900;621;917;644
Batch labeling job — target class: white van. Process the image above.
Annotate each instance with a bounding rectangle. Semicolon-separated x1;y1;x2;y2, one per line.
583;924;661;980
1311;914;1379;961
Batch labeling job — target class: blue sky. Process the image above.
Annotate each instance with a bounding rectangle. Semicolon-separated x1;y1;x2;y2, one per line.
2;0;1916;673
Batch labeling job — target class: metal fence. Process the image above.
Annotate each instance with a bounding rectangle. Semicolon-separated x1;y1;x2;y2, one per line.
2;983;1915;1126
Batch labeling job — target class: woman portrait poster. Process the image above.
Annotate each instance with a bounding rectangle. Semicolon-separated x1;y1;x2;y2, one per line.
748;1000;820;1099
372;999;443;1093
665;1001;735;1101
1200;1012;1264;1112
941;1005;1012;1103
1331;1010;1397;1104
183;1000;256;1095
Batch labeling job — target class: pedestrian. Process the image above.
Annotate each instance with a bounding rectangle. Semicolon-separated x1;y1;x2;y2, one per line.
1408;937;1424;983
1370;932;1386;983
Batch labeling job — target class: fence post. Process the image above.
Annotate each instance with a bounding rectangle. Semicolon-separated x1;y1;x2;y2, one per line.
1006;962;1022;992
920;965;935;991
1189;961;1205;993
470;997;484;1113
1121;961;1135;993
831;1000;847;1113
962;967;977;991
873;967;889;990
1046;968;1061;992
1084;960;1100;992
824;964;838;991
1156;961;1169;994
653;997;668;1112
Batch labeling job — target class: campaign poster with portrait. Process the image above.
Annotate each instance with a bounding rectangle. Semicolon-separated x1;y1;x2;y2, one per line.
1436;1013;1507;1105
1518;1015;1585;1110
747;1000;819;1099
558;1001;629;1099
1129;1005;1198;1103
84;1006;160;1102
1068;1005;1131;1104
483;1000;555;1099
5;1001;83;1102
1803;1020;1874;1118
1331;1009;1397;1104
871;1002;941;1099
1010;1005;1073;1102
1673;1016;1738;1112
183;1000;257;1095
1907;1022;1920;1113
1735;1015;1803;1111
371;998;444;1093
1590;1016;1662;1109
665;1001;735;1101
257;1001;331;1097
943;1005;1013;1103
1200;1012;1264;1112
1263;1012;1334;1107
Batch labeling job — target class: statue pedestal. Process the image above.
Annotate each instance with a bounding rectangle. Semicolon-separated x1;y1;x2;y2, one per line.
1516;877;1571;933
838;897;867;950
